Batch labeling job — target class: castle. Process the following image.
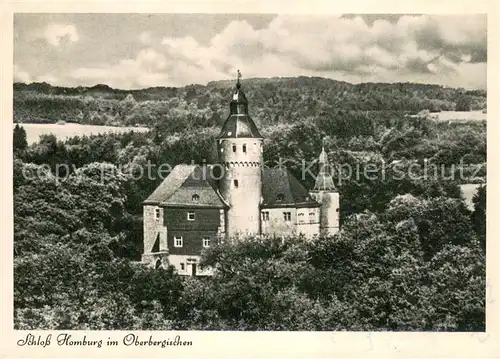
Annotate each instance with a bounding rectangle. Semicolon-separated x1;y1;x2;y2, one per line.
142;75;340;276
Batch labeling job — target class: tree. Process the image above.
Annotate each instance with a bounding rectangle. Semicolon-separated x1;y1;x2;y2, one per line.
455;95;471;111
13;124;28;151
471;185;486;249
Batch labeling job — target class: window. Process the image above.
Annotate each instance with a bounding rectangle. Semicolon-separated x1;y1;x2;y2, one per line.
155;208;161;220
232;144;237;152
192;194;199;203
203;238;211;248
155;259;162;269
174;236;183;247
262;211;269;221
233;179;239;188
180;263;185;271
298;213;304;216
152;233;160;252
283;212;291;221
277;194;284;202
309;212;314;216
336;208;340;212
243;144;247;153
187;211;195;221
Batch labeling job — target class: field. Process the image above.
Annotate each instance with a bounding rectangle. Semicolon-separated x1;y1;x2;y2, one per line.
435;110;486;122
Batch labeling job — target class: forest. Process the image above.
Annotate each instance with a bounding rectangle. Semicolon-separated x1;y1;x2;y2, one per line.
13;77;486;330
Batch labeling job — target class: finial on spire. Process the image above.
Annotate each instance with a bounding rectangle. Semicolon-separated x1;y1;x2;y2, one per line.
236;69;242;89
319;141;328;165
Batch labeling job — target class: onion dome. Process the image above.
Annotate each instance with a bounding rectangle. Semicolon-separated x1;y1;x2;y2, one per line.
217;70;262;139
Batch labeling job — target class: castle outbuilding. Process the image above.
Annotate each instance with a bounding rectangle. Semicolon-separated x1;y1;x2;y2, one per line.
142;75;340;276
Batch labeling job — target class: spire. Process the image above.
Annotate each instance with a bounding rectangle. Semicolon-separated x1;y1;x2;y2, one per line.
230;69;248;115
217;70;262;139
319;146;328;164
313;144;336;191
236;69;242;89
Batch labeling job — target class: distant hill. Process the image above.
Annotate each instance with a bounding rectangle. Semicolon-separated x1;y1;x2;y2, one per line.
13;77;487;128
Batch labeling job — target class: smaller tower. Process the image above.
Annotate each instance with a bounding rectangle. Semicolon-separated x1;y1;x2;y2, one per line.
309;146;340;236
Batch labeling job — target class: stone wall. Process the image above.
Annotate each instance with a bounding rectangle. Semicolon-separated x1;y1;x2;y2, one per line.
143;205;168;254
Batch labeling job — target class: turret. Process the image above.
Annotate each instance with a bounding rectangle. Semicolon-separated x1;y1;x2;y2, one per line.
217;71;263;237
309;146;340;235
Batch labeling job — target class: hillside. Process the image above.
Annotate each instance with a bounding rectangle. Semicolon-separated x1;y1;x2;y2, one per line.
13;76;487;330
13;77;486;128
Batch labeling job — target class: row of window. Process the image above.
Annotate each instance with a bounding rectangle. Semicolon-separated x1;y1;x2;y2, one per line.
219;142;261;154
261;211;292;221
155;209;196;221
157;208;332;223
174;236;211;248
179;263;205;271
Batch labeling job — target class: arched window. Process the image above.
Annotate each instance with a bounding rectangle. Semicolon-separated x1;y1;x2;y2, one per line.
155;259;162;269
192;194;200;202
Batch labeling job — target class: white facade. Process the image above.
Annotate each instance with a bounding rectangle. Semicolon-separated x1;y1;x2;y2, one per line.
310;191;340;236
218;138;263;237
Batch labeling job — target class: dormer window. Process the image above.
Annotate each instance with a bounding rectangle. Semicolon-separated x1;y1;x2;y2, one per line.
277;193;284;202
192;194;199;203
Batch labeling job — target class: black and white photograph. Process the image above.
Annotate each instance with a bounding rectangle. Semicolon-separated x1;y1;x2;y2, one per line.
7;7;492;340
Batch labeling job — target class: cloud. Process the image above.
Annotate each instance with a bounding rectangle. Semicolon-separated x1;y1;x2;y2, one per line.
14;65;31;83
36;74;58;84
14;65;59;84
154;14;486;88
138;31;152;44
43;23;79;46
65;14;486;89
71;48;170;88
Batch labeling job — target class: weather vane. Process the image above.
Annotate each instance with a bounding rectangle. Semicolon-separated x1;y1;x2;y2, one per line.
236;69;243;88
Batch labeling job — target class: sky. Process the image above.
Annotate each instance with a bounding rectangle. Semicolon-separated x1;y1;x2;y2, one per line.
13;13;487;90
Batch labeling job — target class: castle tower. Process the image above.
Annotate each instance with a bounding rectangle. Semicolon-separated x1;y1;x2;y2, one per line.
217;71;263;238
309;146;340;236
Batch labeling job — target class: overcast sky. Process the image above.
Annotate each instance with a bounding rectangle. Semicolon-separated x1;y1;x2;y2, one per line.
14;13;487;90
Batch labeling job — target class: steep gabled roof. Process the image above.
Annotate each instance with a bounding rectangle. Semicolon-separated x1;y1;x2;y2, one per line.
143;164;226;208
261;167;320;208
